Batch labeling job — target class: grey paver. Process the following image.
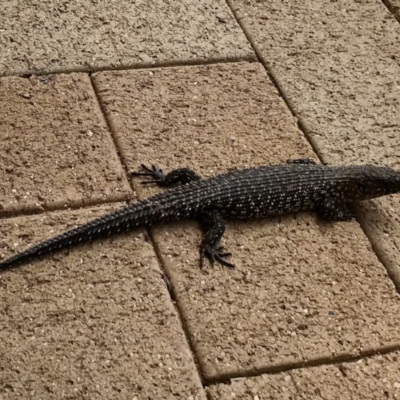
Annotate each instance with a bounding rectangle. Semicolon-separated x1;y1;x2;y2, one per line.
208;351;400;399
93;62;400;381
0;0;254;76
0;205;206;400
0;74;131;215
229;0;400;287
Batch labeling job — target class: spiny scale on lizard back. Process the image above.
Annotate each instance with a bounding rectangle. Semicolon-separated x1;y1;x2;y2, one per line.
149;163;400;219
150;164;358;219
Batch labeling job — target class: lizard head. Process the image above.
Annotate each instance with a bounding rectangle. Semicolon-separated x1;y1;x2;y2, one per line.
355;165;400;199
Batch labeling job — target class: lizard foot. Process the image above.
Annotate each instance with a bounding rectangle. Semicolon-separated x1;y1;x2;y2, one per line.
130;164;166;185
200;245;235;269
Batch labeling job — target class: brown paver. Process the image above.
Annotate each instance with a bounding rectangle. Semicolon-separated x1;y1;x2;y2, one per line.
0;206;205;400
230;0;400;287
0;74;131;215
93;62;400;381
208;351;400;399
0;1;253;76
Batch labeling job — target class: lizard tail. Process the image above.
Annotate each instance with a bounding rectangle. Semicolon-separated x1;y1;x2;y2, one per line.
0;199;182;272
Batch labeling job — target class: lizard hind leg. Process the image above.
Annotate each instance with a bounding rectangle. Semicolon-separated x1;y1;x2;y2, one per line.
131;164;201;186
199;210;235;269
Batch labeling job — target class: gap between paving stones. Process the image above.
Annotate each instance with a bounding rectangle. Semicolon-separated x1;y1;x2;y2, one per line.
15;56;256;79
382;0;400;22
203;341;400;386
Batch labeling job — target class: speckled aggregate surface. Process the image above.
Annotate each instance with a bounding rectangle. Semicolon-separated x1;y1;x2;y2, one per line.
0;0;253;76
209;351;400;399
1;0;400;398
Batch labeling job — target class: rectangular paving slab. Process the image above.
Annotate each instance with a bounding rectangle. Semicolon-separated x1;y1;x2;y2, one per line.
0;206;206;400
230;0;400;288
93;62;400;382
0;0;253;76
0;74;131;216
208;351;400;399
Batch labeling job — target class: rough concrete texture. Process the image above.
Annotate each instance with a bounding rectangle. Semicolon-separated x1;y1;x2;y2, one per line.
230;1;400;287
0;206;205;400
208;372;297;399
384;0;400;20
0;74;131;215
293;352;400;400
0;0;253;76
208;351;400;399
93;62;400;381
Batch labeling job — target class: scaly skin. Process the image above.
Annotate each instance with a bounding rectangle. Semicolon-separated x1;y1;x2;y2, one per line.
1;159;400;271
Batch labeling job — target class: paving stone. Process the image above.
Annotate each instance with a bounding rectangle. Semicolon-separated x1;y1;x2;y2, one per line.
0;74;131;215
229;1;400;287
208;351;400;399
0;0;253;76
93;62;400;381
0;205;205;400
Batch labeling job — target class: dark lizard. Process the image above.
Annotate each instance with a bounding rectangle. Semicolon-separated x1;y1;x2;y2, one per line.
1;159;400;271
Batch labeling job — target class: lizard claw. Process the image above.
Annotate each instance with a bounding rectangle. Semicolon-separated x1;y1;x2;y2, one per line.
131;164;166;185
200;244;235;269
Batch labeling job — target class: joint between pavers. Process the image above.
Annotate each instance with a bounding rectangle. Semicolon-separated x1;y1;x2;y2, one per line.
145;226;208;387
0;193;132;221
203;341;400;385
381;0;400;23
4;55;257;80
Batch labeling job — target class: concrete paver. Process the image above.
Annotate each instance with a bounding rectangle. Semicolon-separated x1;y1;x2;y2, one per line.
0;206;205;399
0;0;254;76
94;62;400;381
0;74;131;215
230;0;400;287
208;351;400;399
